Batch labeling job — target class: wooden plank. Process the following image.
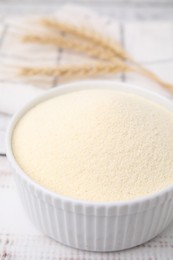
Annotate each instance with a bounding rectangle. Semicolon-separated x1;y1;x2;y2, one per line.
124;22;173;63
0;113;11;155
1;0;173;5
0;2;173;20
123;21;173;97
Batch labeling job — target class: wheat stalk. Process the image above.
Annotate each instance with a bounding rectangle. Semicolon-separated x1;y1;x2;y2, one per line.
134;65;173;93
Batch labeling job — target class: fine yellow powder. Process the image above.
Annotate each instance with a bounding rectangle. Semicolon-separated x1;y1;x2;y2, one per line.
12;89;173;201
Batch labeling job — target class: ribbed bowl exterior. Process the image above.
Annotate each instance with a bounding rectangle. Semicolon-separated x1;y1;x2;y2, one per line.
14;171;173;252
6;81;173;252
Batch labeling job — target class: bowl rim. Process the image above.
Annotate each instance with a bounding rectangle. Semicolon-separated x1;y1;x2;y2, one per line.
6;79;173;207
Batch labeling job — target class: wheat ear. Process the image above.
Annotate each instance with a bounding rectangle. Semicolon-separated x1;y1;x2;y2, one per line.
19;62;173;93
22;19;173;93
40;18;130;60
22;34;116;61
19;62;131;79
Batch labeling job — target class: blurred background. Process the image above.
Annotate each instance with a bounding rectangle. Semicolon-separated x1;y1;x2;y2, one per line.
0;0;172;20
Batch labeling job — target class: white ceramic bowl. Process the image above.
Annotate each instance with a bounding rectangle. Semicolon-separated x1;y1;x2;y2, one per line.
6;80;173;252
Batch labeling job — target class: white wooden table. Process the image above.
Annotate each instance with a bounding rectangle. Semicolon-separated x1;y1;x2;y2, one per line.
1;3;173;259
